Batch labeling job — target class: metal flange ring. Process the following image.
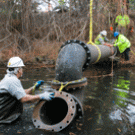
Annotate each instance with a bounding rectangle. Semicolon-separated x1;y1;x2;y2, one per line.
32;91;76;132
59;40;91;71
72;95;84;120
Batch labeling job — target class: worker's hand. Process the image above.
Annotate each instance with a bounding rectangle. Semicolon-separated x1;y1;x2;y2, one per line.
39;91;55;101
107;44;113;47
34;80;44;90
104;43;113;47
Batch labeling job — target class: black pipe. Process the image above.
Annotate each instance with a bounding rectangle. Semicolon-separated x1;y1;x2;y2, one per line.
54;40;116;83
55;42;86;82
87;44;116;64
32;40;116;132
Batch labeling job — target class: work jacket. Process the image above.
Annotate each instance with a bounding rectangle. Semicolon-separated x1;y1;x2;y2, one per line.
114;34;131;53
94;34;105;45
115;14;130;27
0;73;25;123
58;0;65;5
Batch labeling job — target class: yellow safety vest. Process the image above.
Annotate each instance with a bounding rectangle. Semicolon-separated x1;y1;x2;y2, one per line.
115;14;130;27
114;34;131;53
58;0;65;6
94;34;105;45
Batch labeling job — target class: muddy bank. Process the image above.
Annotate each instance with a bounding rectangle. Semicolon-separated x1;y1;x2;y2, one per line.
0;41;135;69
0;59;134;71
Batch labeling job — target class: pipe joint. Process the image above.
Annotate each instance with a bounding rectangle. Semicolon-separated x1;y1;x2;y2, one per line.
32;91;83;132
60;40;91;71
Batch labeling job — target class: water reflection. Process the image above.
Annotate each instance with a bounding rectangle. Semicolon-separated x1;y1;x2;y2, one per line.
0;67;135;134
84;69;135;134
110;71;131;122
84;73;116;134
110;70;135;131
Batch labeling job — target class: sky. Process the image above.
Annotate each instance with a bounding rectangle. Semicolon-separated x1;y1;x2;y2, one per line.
37;1;57;12
36;0;69;12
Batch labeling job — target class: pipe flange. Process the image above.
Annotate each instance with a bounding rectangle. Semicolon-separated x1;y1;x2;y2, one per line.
72;95;84;120
60;40;91;71
32;91;77;132
51;77;87;91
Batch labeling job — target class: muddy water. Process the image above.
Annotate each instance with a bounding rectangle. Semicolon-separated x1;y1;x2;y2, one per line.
0;66;135;135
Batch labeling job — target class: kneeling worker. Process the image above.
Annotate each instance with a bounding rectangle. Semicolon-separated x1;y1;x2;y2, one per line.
94;30;109;45
113;31;131;61
0;56;54;123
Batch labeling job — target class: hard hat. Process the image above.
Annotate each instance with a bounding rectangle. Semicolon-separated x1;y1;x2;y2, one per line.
7;57;25;68
114;31;119;37
100;30;107;36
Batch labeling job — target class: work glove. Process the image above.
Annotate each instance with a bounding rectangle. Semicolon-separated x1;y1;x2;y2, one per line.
33;80;44;90
39;91;55;101
104;43;113;47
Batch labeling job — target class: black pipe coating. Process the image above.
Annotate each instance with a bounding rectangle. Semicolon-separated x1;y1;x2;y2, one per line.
55;40;115;82
55;43;86;82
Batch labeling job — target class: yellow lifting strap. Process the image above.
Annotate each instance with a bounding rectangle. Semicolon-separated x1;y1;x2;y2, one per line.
87;0;101;63
32;83;42;95
53;77;86;91
131;50;135;56
59;82;70;91
32;83;37;95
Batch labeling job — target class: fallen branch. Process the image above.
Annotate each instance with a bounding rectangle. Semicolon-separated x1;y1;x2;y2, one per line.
0;42;14;52
0;25;12;42
76;20;88;39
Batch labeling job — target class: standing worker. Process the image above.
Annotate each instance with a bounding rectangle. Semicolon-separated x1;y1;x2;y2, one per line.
115;14;130;35
0;56;55;124
113;31;131;61
94;30;109;45
58;0;65;6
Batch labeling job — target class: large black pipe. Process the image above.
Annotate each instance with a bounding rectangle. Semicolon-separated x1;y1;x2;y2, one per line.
32;40;116;132
87;44;116;64
55;43;86;82
54;40;116;83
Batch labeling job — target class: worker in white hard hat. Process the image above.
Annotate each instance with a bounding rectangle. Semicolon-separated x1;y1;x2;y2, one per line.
94;30;109;45
0;56;55;124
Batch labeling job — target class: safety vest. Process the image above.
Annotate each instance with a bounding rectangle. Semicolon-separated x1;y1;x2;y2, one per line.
114;34;131;53
58;0;65;6
94;34;105;45
115;14;130;27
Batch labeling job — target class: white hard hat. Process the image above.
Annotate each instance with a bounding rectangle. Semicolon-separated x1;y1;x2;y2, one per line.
100;30;107;36
7;57;25;68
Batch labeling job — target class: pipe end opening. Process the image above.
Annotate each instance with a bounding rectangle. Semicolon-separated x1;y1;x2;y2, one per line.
40;98;68;125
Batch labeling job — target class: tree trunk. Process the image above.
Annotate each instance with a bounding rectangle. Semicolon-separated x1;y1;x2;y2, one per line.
21;0;31;37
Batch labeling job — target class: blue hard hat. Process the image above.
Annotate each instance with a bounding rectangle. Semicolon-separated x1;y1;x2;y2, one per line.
114;31;119;37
